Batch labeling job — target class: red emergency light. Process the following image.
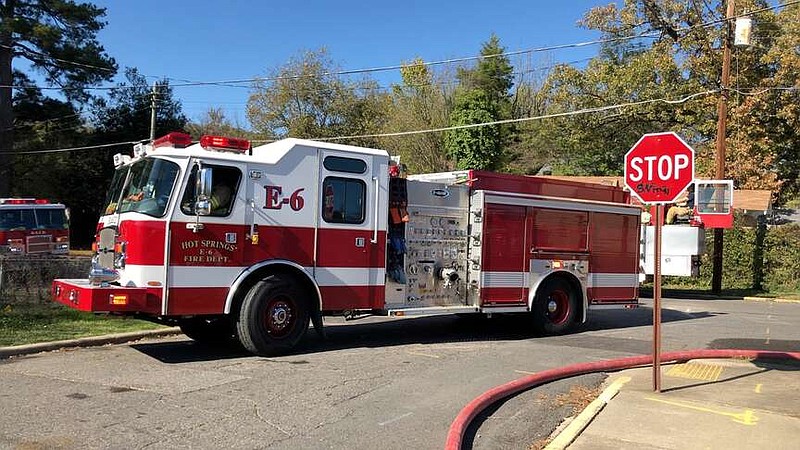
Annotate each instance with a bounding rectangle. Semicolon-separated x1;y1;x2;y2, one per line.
153;132;193;149
0;198;41;205
200;135;251;153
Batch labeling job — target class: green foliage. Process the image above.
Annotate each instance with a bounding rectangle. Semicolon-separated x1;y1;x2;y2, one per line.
700;222;758;291
529;0;795;198
246;48;389;147
0;0;117;197
446;35;516;171
665;216;799;294
457;34;514;104
186;107;254;140
0;303;163;346
9;68;188;246
445;89;501;170
379;58;451;173
92;67;187;141
0;0;117;101
763;224;800;292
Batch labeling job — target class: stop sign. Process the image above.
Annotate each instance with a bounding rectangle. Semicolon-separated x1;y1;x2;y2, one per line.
624;132;695;204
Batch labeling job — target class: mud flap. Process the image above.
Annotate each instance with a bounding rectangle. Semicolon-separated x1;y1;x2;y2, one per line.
311;309;326;339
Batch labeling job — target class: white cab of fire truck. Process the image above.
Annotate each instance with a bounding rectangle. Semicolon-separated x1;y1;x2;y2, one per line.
0;198;70;255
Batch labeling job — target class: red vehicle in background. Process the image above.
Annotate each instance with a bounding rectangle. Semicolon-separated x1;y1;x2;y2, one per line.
0;198;70;255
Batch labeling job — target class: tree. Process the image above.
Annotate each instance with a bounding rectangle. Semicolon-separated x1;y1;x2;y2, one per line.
445;89;501;170
379;58;451;173
186;107;251;139
457;34;514;106
446;35;515;170
246;48;389;147
92;67;186;144
532;0;795;197
0;0;117;196
51;67;187;246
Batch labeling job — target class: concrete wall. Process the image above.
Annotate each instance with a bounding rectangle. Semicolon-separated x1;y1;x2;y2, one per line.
0;256;91;304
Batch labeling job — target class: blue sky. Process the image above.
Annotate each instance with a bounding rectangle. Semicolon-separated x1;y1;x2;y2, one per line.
92;1;610;125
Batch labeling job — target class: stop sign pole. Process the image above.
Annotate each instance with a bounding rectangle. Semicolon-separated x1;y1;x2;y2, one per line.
625;132;695;393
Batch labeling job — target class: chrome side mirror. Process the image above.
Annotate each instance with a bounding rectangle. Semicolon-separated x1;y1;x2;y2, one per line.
195;167;212;216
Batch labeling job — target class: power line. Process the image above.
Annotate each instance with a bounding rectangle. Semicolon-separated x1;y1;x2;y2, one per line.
3;94;167;133
7;86;795;154
0;140;140;155
0;42;117;74
1;34;662;92
310;91;720;142
261;86;797;144
3;0;797;95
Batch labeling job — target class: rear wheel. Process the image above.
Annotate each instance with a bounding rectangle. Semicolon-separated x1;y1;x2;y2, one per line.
178;317;237;346
236;274;310;356
532;277;579;335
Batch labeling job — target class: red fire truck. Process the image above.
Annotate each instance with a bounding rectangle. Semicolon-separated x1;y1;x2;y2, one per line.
0;198;70;255
53;132;641;355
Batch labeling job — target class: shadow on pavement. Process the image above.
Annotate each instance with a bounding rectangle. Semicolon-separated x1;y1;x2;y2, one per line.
708;338;800;353
131;307;717;364
663;367;774;393
130;340;251;363
639;287;756;300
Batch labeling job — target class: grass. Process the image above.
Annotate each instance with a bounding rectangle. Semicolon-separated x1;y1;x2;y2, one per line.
751;291;800;300
555;384;603;414
0;302;165;347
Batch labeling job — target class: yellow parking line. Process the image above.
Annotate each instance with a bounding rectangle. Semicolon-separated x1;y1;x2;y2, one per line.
754;383;762;394
645;396;758;426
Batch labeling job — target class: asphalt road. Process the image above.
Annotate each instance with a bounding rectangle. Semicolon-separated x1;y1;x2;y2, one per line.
0;297;797;450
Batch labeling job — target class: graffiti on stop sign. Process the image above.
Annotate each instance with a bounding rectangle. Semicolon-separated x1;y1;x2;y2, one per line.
624;132;695;204
632;183;673;197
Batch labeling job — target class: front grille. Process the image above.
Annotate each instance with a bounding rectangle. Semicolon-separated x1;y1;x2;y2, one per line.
26;235;52;254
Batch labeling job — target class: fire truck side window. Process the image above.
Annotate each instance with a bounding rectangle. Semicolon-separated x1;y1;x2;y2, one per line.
180;165;241;217
323;156;367;174
322;177;366;224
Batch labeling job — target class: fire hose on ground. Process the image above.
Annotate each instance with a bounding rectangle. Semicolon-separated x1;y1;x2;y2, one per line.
445;349;800;450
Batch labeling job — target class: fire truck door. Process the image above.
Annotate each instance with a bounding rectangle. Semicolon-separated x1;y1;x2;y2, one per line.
315;151;387;310
169;164;246;315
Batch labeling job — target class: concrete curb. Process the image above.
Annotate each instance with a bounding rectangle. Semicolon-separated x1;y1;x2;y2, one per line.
544;376;631;450
743;296;800;304
0;327;183;359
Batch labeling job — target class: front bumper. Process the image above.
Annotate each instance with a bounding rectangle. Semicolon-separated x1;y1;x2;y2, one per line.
52;279;157;314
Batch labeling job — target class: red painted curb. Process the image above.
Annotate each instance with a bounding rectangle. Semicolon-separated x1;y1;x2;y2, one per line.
444;349;800;450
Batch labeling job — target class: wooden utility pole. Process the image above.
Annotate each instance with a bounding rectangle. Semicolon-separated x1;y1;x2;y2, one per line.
712;0;735;294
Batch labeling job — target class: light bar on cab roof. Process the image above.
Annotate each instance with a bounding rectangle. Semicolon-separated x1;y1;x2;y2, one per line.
199;135;251;153
153;132;193;149
0;198;47;205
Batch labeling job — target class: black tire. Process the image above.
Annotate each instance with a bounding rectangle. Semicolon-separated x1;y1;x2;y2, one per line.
532;277;579;335
236;274;310;356
179;317;237;346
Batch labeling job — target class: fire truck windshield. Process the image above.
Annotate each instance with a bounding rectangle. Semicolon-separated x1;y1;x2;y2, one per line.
0;207;67;231
104;158;180;217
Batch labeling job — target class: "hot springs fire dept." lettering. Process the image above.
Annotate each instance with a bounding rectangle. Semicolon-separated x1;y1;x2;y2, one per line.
180;239;236;263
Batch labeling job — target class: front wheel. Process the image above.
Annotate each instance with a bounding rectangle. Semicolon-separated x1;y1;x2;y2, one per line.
236;274;310;356
532;277;579;335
